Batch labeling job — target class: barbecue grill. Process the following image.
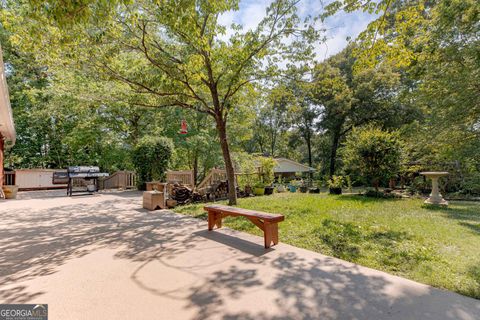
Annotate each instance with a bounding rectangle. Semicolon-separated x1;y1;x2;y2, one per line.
65;166;109;196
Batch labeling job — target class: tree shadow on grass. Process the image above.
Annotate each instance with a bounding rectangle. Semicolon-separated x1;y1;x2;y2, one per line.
465;265;480;299
310;219;434;273
334;194;403;203
422;202;480;223
458;222;480;234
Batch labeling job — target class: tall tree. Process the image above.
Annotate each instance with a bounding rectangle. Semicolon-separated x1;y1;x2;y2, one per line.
289;81;319;170
5;0;318;204
326;0;480;186
250;84;292;157
312;46;409;177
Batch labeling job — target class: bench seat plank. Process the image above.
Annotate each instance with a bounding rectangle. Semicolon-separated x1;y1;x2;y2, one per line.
204;205;284;222
204;204;285;248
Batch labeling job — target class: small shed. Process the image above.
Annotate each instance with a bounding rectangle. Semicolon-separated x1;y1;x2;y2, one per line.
273;158;316;180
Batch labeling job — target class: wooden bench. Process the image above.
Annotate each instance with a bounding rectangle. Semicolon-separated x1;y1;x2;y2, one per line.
204;205;285;248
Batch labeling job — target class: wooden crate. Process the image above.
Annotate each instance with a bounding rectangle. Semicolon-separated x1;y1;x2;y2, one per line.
146;182;167;192
143;191;166;211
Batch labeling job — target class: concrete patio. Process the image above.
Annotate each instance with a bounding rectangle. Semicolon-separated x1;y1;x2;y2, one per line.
0;191;479;319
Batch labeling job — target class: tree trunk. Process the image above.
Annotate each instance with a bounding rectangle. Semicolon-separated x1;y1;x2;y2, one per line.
305;132;313;181
329;132;340;178
216;116;237;205
193;150;198;186
307;136;312;169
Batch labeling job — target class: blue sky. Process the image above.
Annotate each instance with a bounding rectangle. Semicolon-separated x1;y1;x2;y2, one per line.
218;0;377;61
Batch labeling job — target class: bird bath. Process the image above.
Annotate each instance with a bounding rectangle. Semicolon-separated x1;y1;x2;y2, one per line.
420;172;449;206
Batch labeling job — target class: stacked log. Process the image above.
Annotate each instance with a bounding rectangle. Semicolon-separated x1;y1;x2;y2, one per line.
162;179;245;207
208;180;228;199
170;183;193;204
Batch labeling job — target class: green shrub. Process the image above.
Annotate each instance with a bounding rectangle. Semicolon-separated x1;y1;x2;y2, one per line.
132;136;174;190
461;173;480;195
343;126;402;191
327;175;344;189
258;157;277;186
405;175;429;195
233;152;257;189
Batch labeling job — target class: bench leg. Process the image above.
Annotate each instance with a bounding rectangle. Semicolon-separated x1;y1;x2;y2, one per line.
208;212;223;230
264;222;279;248
208;212;215;231
264;222;273;248
272;223;279;245
216;214;222;228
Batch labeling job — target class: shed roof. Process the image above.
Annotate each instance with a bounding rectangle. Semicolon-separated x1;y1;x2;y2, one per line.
273;158;316;173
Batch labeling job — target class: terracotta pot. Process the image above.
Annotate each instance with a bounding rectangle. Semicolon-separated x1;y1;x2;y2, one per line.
2;185;19;199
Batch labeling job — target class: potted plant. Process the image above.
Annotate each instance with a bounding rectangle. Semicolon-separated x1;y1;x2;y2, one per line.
309;181;320;193
299;180;308;193
2;185;19;199
276;177;286;192
253;182;266;196
264;185;274;195
288;180;299;192
258;157;276;195
327;175;344;195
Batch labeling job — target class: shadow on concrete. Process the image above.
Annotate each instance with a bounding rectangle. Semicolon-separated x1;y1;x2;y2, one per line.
0;197;197;303
184;250;480;320
0;194;479;319
194;230;272;257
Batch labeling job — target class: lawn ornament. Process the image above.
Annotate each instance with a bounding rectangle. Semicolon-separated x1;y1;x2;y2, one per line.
179;119;188;134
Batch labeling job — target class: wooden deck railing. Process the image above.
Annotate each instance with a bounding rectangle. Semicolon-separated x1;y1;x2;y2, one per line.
3;171;15;186
100;171;137;190
197;169;241;190
166;170;194;188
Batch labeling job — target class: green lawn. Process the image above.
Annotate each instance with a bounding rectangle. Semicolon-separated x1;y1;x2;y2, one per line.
175;192;480;299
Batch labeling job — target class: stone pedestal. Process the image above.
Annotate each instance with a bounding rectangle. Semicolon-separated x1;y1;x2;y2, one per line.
420;172;449;206
143;191;166;211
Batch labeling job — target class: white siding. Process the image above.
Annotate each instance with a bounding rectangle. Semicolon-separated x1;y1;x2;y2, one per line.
15;169;67;189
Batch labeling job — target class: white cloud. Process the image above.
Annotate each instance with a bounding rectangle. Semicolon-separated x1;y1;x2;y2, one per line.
315;10;377;61
217;0;377;60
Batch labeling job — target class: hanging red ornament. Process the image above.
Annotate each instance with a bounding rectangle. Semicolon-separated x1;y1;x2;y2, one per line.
179;119;188;134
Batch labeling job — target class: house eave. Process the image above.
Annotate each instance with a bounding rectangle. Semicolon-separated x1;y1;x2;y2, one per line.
0;44;15;146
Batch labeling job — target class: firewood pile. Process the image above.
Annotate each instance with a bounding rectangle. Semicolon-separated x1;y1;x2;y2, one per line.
168;182;203;205
236;186;251;198
207;180;228;200
163;179;250;208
